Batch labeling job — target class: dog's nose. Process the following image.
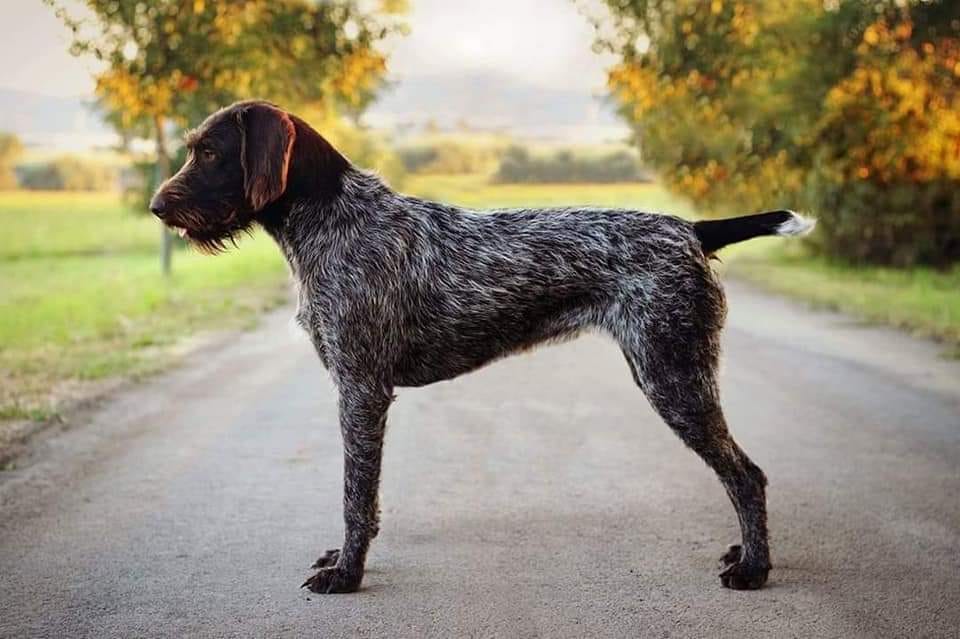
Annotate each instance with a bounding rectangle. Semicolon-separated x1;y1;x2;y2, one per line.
149;194;167;218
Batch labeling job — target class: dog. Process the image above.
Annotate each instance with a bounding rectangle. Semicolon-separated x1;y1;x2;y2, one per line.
150;100;814;594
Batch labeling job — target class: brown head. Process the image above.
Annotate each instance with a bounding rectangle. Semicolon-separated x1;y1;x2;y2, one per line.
149;101;348;252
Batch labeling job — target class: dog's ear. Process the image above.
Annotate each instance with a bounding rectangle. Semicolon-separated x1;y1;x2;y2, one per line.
238;104;296;211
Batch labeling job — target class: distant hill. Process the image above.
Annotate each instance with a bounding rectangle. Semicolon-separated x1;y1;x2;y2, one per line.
366;70;629;143
1;72;629;150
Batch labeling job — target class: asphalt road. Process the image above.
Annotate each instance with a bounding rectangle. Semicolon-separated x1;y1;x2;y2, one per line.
1;280;958;638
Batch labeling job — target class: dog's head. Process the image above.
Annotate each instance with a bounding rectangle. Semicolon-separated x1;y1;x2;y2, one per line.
149;101;303;252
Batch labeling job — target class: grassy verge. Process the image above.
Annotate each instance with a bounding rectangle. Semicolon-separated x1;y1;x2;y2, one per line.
724;239;960;355
0;191;288;425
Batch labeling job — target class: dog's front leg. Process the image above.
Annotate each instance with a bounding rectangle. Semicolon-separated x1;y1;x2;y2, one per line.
302;380;392;594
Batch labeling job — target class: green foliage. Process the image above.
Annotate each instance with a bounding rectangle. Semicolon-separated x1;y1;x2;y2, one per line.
494;145;645;184
18;157;118;191
804;169;960;267
0;133;23;190
594;0;960;266
397;146;439;173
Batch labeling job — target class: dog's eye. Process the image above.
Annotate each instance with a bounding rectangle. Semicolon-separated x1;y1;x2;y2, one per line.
201;149;217;163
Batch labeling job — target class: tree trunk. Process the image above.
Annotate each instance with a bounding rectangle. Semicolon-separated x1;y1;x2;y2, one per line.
154;114;173;276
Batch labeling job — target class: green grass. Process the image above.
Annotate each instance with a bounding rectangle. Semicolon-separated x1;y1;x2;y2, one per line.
1;191;157;260
0;191;288;419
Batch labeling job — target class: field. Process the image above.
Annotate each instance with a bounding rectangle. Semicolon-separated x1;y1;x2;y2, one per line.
2;176;958;432
0;191;288;424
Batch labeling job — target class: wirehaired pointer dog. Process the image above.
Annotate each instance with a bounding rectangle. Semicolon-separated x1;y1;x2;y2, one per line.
150;101;814;594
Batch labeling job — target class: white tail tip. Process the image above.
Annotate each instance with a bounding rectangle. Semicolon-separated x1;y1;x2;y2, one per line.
776;211;816;237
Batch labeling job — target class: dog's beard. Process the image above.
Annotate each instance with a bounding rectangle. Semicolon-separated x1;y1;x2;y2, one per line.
165;207;253;255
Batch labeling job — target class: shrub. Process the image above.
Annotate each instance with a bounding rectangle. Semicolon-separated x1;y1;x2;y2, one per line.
397;146;438;173
396;139;504;175
0;132;23;189
19;157;118;191
493;146;644;184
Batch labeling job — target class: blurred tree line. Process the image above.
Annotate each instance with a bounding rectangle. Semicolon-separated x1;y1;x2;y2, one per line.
395;140;646;183
0;131;119;191
494;146;645;183
47;0;404;273
19;157;117;191
594;0;960;266
398;140;507;175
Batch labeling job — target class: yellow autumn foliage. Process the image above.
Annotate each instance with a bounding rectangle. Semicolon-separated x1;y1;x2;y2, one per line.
598;0;960;264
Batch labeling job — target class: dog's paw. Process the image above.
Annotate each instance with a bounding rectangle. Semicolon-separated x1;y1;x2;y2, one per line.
301;566;361;594
311;548;341;569
719;555;769;591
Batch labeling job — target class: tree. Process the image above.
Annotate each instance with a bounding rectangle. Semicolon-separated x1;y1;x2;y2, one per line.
48;0;401;273
590;0;960;266
0;132;23;190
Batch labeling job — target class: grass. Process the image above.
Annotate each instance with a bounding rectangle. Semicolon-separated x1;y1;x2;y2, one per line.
0;191;288;421
2;191;157;260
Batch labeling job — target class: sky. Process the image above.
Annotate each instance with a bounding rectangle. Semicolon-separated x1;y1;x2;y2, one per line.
0;1;102;97
383;0;614;93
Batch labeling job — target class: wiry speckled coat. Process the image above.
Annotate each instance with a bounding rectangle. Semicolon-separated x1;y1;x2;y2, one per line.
151;101;812;595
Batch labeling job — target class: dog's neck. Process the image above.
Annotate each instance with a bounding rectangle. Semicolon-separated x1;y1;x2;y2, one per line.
257;116;351;234
256;118;393;277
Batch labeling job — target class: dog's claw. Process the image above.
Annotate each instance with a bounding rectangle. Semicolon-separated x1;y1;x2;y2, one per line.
311;548;341;569
301;566;361;594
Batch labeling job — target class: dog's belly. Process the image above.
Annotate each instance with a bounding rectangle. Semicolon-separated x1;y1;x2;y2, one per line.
390;345;520;387
390;317;586;387
391;357;491;387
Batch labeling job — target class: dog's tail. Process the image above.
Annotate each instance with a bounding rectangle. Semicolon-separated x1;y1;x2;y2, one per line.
693;210;816;254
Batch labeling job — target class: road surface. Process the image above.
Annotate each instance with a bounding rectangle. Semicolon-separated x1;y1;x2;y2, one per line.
1;280;958;638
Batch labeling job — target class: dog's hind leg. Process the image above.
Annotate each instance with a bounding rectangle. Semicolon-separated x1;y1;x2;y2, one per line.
302;379;392;594
619;317;770;590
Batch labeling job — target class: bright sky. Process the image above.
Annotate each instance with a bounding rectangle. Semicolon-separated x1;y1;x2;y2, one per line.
0;0;613;98
384;0;613;91
0;1;100;97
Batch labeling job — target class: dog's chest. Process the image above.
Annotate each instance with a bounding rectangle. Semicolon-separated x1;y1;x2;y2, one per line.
292;280;332;368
